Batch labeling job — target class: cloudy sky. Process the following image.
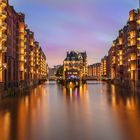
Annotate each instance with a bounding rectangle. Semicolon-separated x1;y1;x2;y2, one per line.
10;0;138;67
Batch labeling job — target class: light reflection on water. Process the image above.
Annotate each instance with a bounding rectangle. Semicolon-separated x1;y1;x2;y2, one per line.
0;81;140;140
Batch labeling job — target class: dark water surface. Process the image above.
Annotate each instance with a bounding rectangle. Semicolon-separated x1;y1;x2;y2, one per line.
0;81;140;140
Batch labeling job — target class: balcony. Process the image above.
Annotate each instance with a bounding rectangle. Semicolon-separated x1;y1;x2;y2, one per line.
30;52;33;56
18;32;25;38
0;0;7;8
30;62;34;66
24;38;27;42
19;56;24;62
0;11;7;19
0;46;7;53
31;57;34;61
19;36;24;41
1;0;7;3
19;48;24;55
0;23;7;31
18;43;25;48
19;63;24;71
0;34;7;42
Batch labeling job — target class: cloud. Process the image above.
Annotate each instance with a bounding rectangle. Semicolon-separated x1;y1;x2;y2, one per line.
10;0;138;67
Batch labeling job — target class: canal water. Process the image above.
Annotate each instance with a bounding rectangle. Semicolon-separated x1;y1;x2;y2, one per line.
0;81;140;140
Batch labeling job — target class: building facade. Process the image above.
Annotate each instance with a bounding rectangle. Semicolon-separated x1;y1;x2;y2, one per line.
0;0;47;96
0;0;8;92
108;9;140;87
100;56;109;79
88;63;101;79
88;65;93;77
93;63;101;79
63;51;87;81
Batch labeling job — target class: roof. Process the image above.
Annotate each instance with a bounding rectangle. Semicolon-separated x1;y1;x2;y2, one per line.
64;51;87;61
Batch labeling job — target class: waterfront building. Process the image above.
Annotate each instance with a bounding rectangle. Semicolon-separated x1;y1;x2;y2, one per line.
63;51;87;81
126;10;138;84
28;30;35;81
88;65;93;77
100;56;108;79
88;63;101;79
108;40;117;80
0;0;47;96
18;13;26;82
34;41;40;81
0;0;8;86
0;1;19;89
93;63;101;79
39;48;47;81
108;9;140;87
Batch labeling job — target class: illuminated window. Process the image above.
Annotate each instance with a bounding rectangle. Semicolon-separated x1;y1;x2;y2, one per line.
129;31;136;38
129;12;134;21
118;38;123;45
130;53;136;61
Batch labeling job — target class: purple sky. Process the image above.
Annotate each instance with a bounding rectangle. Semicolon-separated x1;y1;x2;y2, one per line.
10;0;138;67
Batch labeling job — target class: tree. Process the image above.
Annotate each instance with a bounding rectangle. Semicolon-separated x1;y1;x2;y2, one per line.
55;66;63;77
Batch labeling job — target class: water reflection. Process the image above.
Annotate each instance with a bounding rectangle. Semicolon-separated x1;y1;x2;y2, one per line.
0;81;140;140
62;84;88;100
107;84;140;140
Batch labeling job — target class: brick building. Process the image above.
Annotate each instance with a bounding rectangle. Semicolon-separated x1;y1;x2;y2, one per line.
0;0;47;96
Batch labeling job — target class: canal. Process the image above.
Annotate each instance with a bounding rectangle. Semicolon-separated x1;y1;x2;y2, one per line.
0;81;140;140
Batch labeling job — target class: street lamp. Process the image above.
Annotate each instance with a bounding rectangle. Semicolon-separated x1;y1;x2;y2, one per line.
0;63;7;71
